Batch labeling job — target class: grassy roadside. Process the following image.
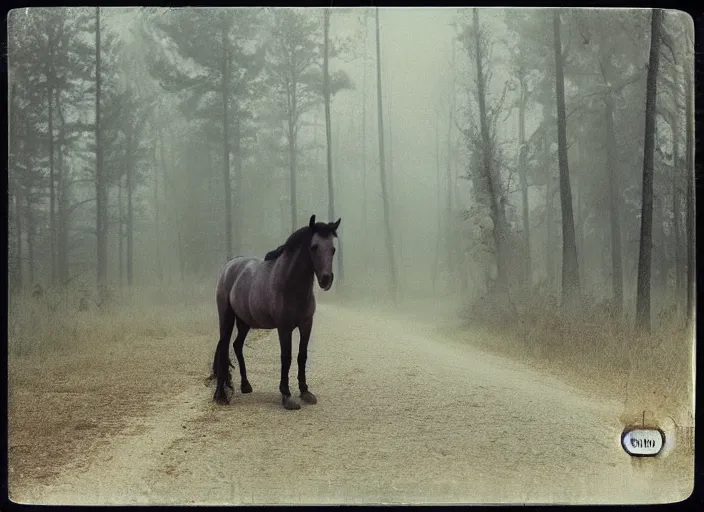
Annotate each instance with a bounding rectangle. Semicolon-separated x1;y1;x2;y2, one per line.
453;293;695;431
7;284;266;491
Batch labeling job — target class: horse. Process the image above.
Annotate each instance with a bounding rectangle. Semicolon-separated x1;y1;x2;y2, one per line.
210;214;341;410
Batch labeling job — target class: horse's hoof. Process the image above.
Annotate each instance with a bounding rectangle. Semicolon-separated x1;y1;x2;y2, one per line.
214;391;230;405
300;391;318;404
241;381;253;394
282;396;301;410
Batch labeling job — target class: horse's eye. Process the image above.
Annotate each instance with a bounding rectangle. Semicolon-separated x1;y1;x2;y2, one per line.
332;247;336;255
311;244;319;252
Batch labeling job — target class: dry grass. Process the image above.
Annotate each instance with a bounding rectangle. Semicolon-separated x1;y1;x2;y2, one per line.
8;283;217;357
459;293;695;427
7;283;266;488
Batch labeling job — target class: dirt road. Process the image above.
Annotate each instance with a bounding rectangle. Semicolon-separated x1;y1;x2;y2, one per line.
11;303;692;505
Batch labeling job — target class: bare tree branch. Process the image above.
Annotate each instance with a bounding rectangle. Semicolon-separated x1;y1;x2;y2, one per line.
68;197;96;216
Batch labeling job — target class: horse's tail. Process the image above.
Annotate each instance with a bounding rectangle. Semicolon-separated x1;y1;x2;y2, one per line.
204;361;236;386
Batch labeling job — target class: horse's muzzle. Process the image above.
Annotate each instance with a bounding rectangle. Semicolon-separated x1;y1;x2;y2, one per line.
319;273;334;291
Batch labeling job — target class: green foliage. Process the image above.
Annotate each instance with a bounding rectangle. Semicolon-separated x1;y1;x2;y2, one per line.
8;7;95;185
264;8;353;128
102;87;154;187
455;10;513;225
144;8;266;130
265;8;325;128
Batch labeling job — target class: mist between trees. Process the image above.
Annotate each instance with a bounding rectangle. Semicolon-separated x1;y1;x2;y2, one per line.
7;7;694;340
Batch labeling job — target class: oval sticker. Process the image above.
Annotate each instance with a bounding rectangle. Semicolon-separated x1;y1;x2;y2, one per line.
621;428;665;457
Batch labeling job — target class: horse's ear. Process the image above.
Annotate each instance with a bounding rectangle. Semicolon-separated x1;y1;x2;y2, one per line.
309;215;316;229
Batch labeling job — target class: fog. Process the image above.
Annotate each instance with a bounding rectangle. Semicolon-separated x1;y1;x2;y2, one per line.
8;6;695;322
7;7;695;505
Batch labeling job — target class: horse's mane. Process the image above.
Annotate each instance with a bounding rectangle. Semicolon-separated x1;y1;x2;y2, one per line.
264;245;287;262
264;222;338;262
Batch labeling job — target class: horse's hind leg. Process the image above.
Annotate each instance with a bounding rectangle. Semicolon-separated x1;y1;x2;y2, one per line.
211;345;233;391
213;305;236;405
233;316;252;394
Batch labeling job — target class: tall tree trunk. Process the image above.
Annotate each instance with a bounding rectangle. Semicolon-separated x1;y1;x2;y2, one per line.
118;174;124;286
221;26;233;260
166;128;174;203
178;231;185;283
126;138;135;287
13;188;23;291
280;196;287;239
604;95;624;318
159;129;171;285
95;7;107;286
574;144;585;288
544;129;555;291
167;128;177;284
286;63;299;234
635;8;663;334
684;28;694;329
653;125;666;303
375;7;398;302
387;73;394;202
473;8;508;300
285;49;300;234
670;110;683;315
323;9;334;229
552;9;580;308
362;13;369;235
55;88;70;284
25;189;36;285
9;83;22;292
159;133;170;276
656;194;667;302
432;116;441;293
323;8;343;287
207;145;214;195
518;74;531;290
446;37;456;290
387;72;401;292
153;143;162;283
233;113;242;256
47;80;57;284
288;117;298;232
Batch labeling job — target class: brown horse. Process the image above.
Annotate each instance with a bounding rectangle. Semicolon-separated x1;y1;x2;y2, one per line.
210;215;341;410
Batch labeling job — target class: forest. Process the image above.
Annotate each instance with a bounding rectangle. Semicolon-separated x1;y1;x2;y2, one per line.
7;8;696;502
7;7;694;348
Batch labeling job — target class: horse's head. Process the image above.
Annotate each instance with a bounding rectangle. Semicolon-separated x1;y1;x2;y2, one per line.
308;215;340;291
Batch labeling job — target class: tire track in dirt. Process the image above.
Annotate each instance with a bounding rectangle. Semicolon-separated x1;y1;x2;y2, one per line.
13;384;212;505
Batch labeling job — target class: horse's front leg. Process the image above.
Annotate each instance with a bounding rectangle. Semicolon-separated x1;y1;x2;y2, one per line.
277;328;300;410
297;317;317;404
